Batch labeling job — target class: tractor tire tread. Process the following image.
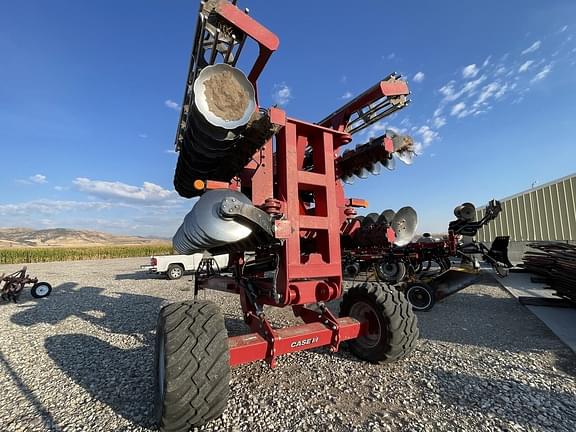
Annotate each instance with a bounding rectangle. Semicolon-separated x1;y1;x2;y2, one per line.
340;282;419;363
156;300;229;432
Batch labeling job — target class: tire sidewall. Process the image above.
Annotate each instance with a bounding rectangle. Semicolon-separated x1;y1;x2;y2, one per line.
167;265;183;280
31;282;52;298
406;284;435;311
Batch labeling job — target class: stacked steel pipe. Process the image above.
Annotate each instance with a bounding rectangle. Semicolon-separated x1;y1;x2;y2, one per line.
522;242;576;303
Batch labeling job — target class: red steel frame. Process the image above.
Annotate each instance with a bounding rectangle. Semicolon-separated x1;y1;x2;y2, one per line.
193;0;407;368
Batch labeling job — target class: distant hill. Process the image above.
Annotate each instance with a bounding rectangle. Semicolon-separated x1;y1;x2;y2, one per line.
0;228;169;248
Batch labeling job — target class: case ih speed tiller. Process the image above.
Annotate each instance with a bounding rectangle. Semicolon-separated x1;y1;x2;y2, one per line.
154;1;419;430
341;200;513;311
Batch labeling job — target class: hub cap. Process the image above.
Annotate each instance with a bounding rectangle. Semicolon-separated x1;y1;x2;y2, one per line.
35;284;50;296
349;301;382;349
407;286;432;310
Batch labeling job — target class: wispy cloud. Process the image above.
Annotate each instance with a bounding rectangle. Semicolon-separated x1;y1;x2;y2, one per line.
450;102;466;117
164;99;181;111
417;126;438;145
0;200;112;216
518;60;534;72
462;64;479;78
272;83;292;105
138;133;148;139
521;40;541;55
432;116;446;128
560;25;568;33
73;178;177;202
413;72;425;83
531;63;552;83
340;91;353;100
16;174;47;185
30;174;47;184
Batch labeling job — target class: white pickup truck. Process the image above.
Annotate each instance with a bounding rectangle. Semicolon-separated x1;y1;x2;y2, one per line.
141;253;229;280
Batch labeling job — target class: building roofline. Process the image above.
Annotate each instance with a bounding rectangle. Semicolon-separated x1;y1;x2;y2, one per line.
477;172;576;210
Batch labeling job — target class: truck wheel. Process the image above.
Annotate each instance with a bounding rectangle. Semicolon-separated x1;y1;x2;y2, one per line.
166;264;184;280
339;282;419;363
31;282;52;298
405;282;436;311
155;300;230;432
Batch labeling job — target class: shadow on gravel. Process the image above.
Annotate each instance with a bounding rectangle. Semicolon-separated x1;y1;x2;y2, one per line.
10;282;164;336
417;289;576;377
10;282;251;427
45;334;156;428
432;369;575;430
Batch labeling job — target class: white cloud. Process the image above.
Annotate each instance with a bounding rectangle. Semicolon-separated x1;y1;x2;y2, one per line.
531;64;552;83
0;200;112;216
17;174;48;185
450;102;466;116
462;64;479;79
413;72;425;83
164;149;178;155
417;126;438;145
476;82;500;105
518;60;534;72
54;186;69;191
73;178;176;202
138;133;148;139
164;99;181;111
341;91;353;100
387;53;396;60
560;25;568;33
340;75;347;83
272;83;292;105
495;66;508;76
433;116;447;128
521;40;541;55
439;81;457;100
30;174;47;184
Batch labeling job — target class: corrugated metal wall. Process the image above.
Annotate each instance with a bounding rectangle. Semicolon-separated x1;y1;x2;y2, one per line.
475;173;576;242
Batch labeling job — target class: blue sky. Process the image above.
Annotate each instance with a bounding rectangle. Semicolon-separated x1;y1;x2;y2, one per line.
1;0;575;237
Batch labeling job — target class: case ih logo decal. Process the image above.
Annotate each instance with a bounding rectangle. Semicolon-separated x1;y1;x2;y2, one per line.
290;336;319;348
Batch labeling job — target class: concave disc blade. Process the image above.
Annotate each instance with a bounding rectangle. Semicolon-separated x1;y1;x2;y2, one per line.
391;206;418;246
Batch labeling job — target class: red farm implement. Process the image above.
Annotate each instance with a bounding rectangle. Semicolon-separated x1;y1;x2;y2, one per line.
0;266;52;303
154;1;419;430
341;200;514;311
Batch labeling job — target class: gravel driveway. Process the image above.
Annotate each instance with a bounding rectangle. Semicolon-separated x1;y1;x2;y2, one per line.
0;258;575;432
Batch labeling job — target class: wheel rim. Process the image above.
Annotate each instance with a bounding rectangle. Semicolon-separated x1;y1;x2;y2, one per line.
349;301;381;349
157;332;166;402
379;262;399;279
35;284;50;296
407;286;432;310
170;267;182;278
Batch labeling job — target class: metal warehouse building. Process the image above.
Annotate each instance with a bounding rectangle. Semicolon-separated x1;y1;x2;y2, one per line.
475;173;576;242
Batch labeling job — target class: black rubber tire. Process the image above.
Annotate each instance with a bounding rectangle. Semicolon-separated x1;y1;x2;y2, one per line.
31;282;52;298
155;301;230;432
375;260;406;283
166;264;184;280
405;282;436;311
339;282;419;363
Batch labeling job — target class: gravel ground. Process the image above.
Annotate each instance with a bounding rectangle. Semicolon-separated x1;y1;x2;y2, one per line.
0;258;575;432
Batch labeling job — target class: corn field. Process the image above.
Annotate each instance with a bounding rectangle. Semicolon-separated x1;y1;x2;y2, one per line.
0;244;174;264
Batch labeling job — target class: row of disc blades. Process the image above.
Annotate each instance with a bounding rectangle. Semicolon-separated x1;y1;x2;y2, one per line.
341;130;416;184
173;189;254;254
354;206;418;247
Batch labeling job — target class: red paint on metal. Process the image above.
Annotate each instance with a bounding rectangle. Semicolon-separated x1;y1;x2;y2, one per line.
228;317;365;367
